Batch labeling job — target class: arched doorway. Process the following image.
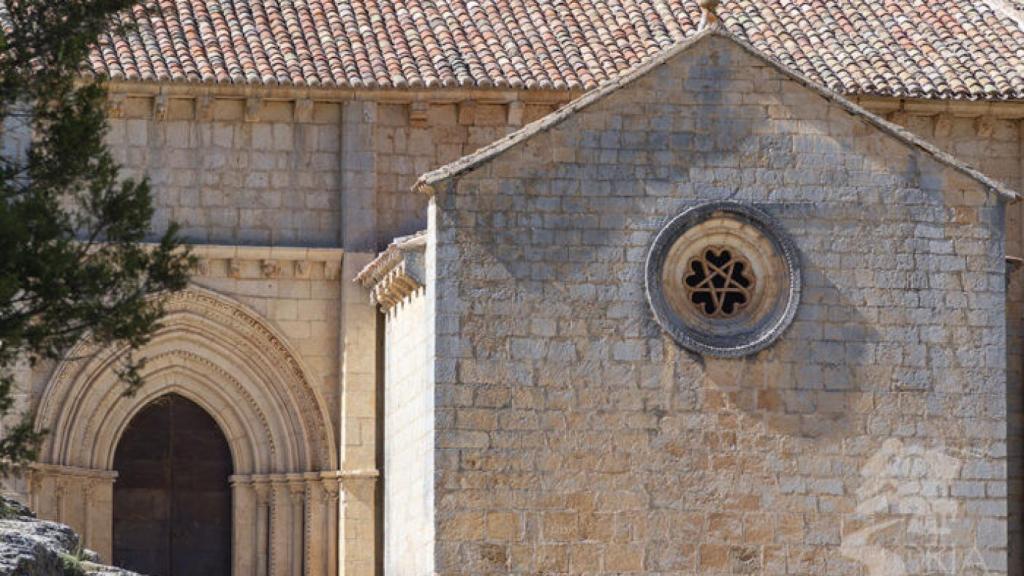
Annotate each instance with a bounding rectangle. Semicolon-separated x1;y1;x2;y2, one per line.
113;394;232;576
33;287;340;573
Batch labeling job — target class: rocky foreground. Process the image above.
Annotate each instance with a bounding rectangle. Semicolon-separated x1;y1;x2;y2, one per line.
0;497;140;576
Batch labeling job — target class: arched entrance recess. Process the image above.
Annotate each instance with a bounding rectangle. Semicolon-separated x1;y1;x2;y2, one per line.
32;287;340;576
113;394;232;575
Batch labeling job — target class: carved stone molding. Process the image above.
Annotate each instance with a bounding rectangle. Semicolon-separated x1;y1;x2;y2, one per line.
30;463;118;481
35;286;338;474
355;231;427;311
184;244;344;281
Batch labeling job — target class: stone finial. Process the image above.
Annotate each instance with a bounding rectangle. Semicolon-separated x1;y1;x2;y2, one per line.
699;0;720;29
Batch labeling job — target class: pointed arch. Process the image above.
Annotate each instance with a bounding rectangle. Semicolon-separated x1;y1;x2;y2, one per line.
35;286;337;475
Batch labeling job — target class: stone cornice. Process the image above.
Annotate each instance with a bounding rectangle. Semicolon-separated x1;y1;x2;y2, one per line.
187;244;344;262
181;243;343;281
102;80;579;106
355;232;427;311
852;96;1024;118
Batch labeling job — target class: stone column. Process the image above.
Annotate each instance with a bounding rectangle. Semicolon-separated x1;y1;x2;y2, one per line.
83;477;114;562
339;100;381;576
254;482;271;576
231;477;257;576
27;465;117;561
304;477;326;576
324;477;341;576
340;473;378;576
289;480;306;576
270;480;291;576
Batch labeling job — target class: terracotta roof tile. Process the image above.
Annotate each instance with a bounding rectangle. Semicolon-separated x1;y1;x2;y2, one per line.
69;0;1024;99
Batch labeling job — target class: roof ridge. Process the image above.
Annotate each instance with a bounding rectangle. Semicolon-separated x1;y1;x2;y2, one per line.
414;25;1019;201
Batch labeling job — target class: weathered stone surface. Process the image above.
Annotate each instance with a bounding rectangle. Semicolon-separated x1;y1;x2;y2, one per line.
403;31;1011;575
0;497;139;576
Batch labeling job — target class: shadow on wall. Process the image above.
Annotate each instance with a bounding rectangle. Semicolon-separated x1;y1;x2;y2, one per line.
695;272;876;444
429;38;1005;572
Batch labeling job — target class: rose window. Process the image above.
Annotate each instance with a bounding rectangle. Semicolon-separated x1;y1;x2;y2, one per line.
683;247;755;317
645;202;801;357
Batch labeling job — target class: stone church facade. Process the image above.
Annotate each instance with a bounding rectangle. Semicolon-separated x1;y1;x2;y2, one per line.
2;1;1024;575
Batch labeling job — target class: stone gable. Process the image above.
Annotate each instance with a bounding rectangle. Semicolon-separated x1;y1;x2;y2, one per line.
409;30;1010;574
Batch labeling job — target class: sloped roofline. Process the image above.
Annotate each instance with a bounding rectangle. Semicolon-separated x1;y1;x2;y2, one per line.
414;25;1019;202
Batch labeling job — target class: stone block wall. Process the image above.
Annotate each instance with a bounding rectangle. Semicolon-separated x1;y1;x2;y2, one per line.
187;247;343;427
426;34;1009;574
373;101;555;248
383;289;435;575
106;99;344;247
878;109;1024;573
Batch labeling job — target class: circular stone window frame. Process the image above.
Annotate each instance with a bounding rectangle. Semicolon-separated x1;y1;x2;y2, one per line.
646;202;801;357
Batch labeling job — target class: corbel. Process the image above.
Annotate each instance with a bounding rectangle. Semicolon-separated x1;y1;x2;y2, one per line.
260;259;281;278
245;96;263;122
195;94;214;121
409;101;429;128
152;93;168;121
294;98;313;123
507;100;525;126
458;100;477;125
108;93;126;118
324;261;341;281
974;116;994;139
933;114;953;139
194;258;210;276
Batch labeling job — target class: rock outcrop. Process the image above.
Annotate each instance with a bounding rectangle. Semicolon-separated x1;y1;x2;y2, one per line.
0;497;140;576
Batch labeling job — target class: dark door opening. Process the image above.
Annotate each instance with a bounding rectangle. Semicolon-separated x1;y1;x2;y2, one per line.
113;394;233;576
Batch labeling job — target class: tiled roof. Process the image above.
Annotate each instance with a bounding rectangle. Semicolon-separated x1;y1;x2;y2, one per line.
82;0;1024;100
415;26;1019;201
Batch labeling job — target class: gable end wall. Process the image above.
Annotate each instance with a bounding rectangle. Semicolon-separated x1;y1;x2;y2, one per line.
429;35;1008;574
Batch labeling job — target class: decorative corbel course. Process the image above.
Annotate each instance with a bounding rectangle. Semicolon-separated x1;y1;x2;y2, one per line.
185;244;343;281
354;231;427;311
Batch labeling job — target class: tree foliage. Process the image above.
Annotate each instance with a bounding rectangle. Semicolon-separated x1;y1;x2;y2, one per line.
0;1;191;468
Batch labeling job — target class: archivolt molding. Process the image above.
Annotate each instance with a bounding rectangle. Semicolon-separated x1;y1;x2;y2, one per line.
35;286;337;475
